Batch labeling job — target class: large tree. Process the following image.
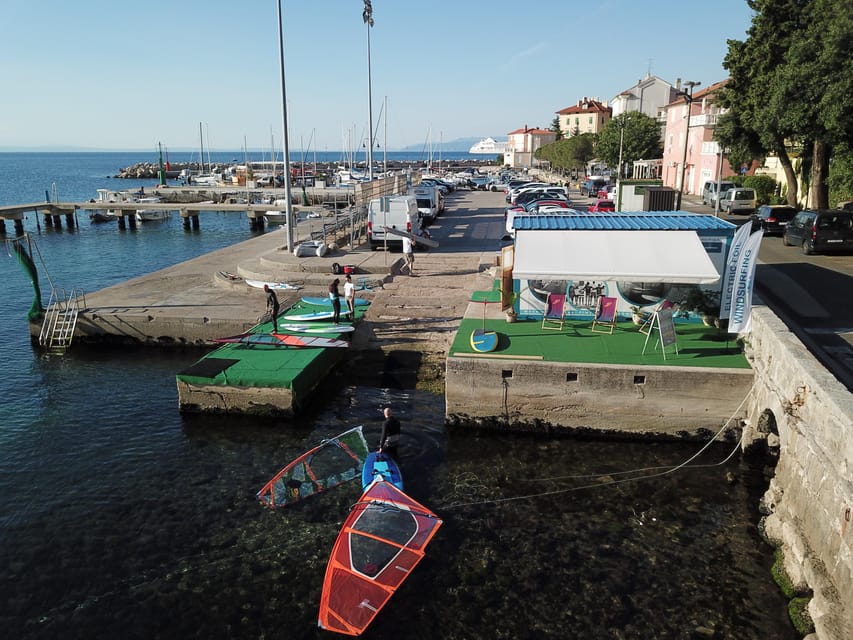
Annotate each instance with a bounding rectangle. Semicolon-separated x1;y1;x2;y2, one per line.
550;115;564;141
721;0;853;208
535;134;595;173
594;112;662;178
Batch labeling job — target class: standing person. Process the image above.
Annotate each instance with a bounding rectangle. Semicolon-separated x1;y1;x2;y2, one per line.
402;235;415;276
329;278;342;324
379;407;401;461
263;284;279;333
343;274;356;318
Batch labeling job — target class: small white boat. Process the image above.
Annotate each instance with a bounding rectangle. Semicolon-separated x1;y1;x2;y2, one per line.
293;240;328;258
135;197;172;223
264;199;290;225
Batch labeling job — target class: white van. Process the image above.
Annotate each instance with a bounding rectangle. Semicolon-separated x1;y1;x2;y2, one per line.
720;188;757;215
701;180;736;207
367;195;419;250
412;185;440;223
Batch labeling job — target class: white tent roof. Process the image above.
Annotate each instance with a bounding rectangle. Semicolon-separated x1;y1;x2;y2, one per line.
513;230;720;284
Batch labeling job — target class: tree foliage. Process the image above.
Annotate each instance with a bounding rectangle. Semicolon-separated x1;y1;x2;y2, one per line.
721;0;853;208
550;116;564;141
534;134;596;172
594;113;663;178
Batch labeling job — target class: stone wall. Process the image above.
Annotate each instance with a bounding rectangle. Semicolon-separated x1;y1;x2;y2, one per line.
742;308;853;640
445;357;753;436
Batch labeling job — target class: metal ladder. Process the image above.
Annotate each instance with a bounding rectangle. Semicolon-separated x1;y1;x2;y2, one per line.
39;287;86;351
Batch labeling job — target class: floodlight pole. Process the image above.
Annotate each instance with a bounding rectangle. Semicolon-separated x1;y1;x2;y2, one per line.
277;0;295;251
364;1;375;181
676;81;700;211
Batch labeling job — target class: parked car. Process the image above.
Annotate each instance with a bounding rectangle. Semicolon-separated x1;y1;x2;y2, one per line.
525;198;572;212
514;188;569;207
702;180;737;207
581;179;608;197
750;205;797;236
720;188;757;215
782;209;853;254
588;199;615;213
507;182;549;202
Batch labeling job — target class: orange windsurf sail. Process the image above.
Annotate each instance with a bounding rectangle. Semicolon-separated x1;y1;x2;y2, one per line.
318;479;443;635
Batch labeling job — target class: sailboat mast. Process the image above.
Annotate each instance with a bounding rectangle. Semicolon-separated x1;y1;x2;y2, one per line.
198;122;205;175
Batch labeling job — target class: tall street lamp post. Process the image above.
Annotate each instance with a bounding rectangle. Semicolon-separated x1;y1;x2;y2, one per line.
363;1;375;181
617;116;626;181
676;80;700;210
276;0;295;251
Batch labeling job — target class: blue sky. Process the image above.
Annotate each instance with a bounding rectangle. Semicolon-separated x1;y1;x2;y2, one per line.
1;0;754;152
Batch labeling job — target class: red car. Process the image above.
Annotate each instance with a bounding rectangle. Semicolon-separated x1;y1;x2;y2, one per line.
588;199;615;213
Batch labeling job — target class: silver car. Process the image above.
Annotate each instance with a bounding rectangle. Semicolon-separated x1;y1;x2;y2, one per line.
721;188;757;215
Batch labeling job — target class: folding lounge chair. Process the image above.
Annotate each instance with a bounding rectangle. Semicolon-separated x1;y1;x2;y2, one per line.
541;293;566;330
591;296;618;334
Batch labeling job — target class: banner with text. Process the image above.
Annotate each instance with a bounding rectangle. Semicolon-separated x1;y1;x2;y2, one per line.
719;222;753;320
727;230;763;334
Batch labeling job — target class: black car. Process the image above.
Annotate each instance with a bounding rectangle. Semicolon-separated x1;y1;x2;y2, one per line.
580;179;607;197
782;209;853;254
750;205;797;236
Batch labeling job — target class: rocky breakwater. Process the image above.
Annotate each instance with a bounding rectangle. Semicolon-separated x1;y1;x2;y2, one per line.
115;162;191;179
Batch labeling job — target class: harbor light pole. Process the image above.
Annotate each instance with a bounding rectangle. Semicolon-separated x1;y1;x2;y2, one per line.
363;1;375;181
676;80;700;211
616;116;626;181
277;0;295;251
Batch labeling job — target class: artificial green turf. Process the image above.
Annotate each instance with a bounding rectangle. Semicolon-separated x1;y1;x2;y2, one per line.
449;316;751;369
176;301;365;392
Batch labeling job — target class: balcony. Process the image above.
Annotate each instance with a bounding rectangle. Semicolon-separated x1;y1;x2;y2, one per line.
691;113;721;127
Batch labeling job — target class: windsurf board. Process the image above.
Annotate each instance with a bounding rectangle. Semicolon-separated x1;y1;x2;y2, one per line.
382;225;439;248
245;279;303;291
213;332;349;348
279;323;355;334
301;296;369;308
361;451;403;491
284;310;351;322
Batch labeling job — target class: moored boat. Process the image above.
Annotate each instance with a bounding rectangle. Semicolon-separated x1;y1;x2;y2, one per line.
135;197;172;223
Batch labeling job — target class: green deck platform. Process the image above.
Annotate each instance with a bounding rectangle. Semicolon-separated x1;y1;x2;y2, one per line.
176;302;365;417
450;316;750;369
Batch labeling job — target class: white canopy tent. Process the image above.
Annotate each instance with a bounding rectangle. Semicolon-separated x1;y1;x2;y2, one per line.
512;230;720;284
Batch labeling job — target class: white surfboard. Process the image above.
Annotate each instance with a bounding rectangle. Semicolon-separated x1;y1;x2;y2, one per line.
279;323;355;334
245;279;304;291
381;226;439;248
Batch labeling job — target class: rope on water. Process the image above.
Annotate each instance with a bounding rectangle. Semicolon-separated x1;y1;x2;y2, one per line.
438;385;754;511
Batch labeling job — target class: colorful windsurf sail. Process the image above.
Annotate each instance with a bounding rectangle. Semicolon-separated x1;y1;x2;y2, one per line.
318;479;443;636
212;332;349;348
257;426;370;508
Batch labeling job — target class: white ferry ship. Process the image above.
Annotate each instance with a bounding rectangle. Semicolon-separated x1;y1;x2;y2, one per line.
468;137;508;154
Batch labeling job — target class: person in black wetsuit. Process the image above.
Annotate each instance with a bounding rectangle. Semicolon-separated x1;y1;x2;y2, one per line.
379;407;401;461
329;278;341;324
263;284;279;333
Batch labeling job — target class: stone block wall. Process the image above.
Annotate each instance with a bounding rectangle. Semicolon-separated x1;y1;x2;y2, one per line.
445;357;753;436
743;308;853;640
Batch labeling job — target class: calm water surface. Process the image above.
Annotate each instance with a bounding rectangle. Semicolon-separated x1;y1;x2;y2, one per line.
0;154;796;639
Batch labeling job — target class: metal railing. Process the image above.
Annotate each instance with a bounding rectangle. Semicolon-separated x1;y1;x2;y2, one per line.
39;287;86;351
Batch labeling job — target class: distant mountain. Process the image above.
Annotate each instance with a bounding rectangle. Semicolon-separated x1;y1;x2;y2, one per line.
397;137;507;153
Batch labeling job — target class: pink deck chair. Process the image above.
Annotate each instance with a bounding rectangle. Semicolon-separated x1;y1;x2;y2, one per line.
541;293;567;330
591;296;618;334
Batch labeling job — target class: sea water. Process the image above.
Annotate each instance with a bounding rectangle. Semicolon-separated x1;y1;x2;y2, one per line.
0;153;796;639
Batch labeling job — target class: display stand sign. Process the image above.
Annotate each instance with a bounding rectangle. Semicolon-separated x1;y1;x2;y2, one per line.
642;308;679;359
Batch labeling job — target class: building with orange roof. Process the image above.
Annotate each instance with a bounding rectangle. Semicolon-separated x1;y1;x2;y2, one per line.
504;125;556;169
555;98;612;138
